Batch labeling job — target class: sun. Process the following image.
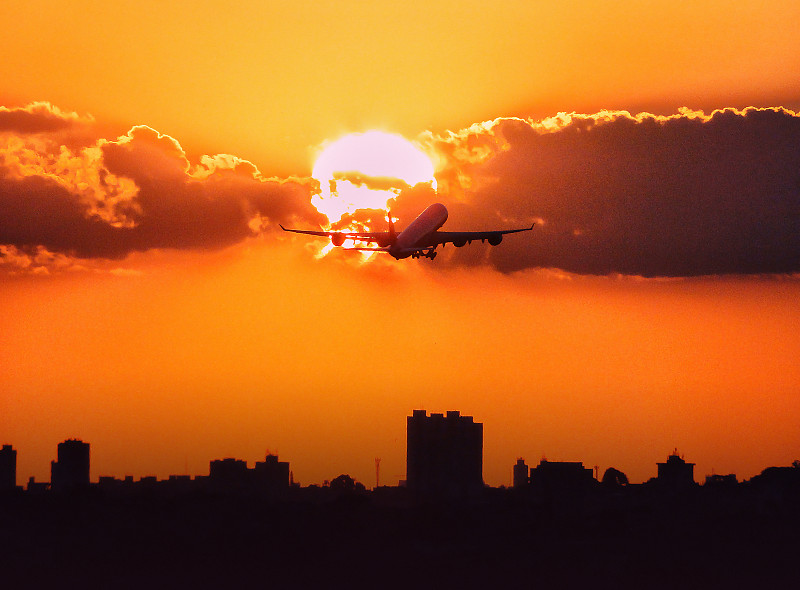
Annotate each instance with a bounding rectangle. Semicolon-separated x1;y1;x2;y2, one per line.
311;131;436;225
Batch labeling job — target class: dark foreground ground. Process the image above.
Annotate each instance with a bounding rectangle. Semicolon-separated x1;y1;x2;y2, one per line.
1;487;798;589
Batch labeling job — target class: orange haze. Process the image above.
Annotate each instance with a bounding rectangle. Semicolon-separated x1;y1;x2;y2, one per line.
2;246;798;486
2;1;800;487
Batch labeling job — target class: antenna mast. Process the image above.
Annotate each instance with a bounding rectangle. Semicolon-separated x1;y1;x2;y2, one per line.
375;457;381;489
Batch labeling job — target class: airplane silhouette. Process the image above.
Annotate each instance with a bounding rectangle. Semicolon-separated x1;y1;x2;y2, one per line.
281;203;534;260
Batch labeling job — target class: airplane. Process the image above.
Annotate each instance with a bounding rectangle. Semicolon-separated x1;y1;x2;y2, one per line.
280;202;534;260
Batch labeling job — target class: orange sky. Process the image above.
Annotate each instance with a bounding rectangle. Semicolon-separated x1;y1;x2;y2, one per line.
4;1;800;174
2;1;799;487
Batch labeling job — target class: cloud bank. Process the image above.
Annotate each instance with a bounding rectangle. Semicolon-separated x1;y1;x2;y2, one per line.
0;103;323;273
415;107;800;276
2;103;799;277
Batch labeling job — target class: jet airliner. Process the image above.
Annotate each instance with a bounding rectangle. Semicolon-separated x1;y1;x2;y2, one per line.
280;203;533;260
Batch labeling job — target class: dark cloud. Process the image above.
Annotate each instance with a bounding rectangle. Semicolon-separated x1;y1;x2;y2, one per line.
0;102;87;134
416;107;800;276
0;119;325;267
0;172;121;258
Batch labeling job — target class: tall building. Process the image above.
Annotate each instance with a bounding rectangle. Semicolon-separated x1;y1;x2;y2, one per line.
513;458;529;489
0;445;16;491
51;439;90;492
406;410;483;498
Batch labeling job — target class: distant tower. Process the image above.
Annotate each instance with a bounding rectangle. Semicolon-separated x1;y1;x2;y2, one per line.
0;445;17;491
513;458;529;489
375;457;381;489
51;439;90;492
406;410;483;498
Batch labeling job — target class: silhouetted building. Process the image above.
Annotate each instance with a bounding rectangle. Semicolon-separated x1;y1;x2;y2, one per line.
406;410;483;498
253;454;290;494
513;458;529;489
656;450;695;491
209;458;249;492
51;439;90;492
0;445;16;491
529;459;594;500
209;454;291;495
26;476;49;494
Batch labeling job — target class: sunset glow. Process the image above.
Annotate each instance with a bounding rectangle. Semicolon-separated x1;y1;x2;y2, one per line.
311;131;436;223
2;1;799;492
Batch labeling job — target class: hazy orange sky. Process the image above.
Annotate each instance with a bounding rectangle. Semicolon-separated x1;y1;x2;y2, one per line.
2;1;799;487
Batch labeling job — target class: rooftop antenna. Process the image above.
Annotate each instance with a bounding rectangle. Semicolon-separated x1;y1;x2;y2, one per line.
375;457;381;489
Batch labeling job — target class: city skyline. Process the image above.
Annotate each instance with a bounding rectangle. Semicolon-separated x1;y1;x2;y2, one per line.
2;409;793;489
3;432;797;589
2;2;799;491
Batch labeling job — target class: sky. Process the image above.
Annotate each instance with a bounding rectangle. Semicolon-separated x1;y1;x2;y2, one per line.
2;1;799;487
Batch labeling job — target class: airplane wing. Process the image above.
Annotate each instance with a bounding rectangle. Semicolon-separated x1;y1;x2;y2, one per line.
279;225;392;244
425;224;535;247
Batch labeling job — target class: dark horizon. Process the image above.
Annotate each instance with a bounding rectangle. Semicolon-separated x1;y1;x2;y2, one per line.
2;421;799;589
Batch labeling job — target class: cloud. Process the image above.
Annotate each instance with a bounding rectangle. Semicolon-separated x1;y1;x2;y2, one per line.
4;103;799;277
1;108;325;271
414;107;800;276
331;171;423;194
0;244;89;275
0;102;90;134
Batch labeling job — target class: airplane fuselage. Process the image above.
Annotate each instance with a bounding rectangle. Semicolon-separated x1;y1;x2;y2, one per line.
389;203;448;259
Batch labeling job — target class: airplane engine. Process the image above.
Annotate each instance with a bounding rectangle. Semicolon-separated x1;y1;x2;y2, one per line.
488;234;503;246
377;237;391;248
331;234;345;247
453;238;467;247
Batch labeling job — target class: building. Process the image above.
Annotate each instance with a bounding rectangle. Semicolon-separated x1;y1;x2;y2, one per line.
51;439;90;492
656;450;695;491
0;445;16;491
529;459;595;500
209;458;249;492
406;410;483;498
209;454;291;495
513;458;529;489
253;454;290;494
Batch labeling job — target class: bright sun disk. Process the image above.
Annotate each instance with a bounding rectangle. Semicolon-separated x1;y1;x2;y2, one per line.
311;131;436;226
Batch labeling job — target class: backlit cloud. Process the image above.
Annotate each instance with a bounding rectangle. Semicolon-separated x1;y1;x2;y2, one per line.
415;107;800;276
1;106;324;273
0;102;90;134
3;103;799;277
